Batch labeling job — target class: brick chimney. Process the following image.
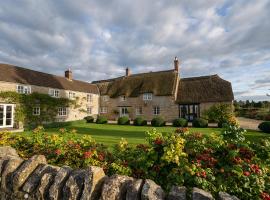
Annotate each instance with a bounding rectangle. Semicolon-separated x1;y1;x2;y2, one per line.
174;57;179;72
126;67;131;76
65;69;72;81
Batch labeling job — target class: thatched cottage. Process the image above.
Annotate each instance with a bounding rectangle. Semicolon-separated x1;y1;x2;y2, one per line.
0;58;233;129
93;57;234;122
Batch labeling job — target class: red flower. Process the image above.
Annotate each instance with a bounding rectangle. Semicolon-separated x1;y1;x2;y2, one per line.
55;149;61;155
261;192;270;200
243;171;250;176
250;164;260;174
83;151;92;159
196;172;201;177
201;171;207;178
154;138;163;145
98;153;105;161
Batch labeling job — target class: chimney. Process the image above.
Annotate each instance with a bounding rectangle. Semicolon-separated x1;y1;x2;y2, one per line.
126;67;131;76
174;57;179;72
65;69;72;81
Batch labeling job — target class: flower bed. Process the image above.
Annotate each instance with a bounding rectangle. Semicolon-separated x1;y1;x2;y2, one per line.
1;125;270;199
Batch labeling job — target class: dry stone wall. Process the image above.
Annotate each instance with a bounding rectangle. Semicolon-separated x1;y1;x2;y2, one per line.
0;146;240;200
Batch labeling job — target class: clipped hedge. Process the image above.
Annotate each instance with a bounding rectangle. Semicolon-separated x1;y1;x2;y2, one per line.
133;117;147;126
118;116;130;125
173;118;188;127
192;118;208;128
258;121;270;133
84;116;94;123
96;116;108;124
151;117;166;127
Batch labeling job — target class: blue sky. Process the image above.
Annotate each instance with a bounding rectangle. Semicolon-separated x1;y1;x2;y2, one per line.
0;0;269;101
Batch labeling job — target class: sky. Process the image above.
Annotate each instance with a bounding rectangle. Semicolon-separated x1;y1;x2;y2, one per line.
0;0;269;101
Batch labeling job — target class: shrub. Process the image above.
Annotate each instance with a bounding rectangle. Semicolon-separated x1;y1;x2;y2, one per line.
84;116;94;123
117;116;130;125
151;117;166;127
133;117;147;126
221;124;246;143
258;121;270;133
173;118;188;127
192;118;208;128
96;116;108;124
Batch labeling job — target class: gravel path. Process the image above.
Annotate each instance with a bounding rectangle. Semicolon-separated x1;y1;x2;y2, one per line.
237;117;263;130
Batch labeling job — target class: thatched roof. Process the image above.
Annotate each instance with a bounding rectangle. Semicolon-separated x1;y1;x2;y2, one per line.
176;75;234;103
0;63;99;94
93;70;178;97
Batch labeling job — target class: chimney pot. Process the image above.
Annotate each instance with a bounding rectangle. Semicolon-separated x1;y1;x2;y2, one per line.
65;69;72;81
174;57;179;72
126;67;131;76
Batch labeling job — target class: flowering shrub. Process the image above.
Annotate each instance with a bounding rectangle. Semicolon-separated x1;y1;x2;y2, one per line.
1;125;269;199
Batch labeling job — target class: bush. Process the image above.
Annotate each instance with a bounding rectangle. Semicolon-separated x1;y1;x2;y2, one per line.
84;116;94;123
96;116;108;124
258;121;270;133
133;117;147;126
151;117;166;127
192;118;208;128
117;116;130;125
173;118;188;127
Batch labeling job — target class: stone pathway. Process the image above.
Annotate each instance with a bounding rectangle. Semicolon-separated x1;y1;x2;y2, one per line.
237;117;263;130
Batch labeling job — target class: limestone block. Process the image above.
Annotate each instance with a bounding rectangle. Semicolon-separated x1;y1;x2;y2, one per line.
192;187;214;200
141;179;165;200
167;186;187;200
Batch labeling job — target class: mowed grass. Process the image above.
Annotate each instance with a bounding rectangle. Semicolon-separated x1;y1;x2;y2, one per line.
23;121;270;147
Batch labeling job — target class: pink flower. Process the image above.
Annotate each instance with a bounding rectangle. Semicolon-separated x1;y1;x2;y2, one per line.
243;171;250;176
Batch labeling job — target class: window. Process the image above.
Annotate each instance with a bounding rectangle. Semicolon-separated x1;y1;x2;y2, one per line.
32;107;40;116
120;96;126;101
49;89;60;98
136;107;143;115
87;106;92;115
87;94;93;102
68;91;76;99
153;106;160;115
102;96;109;102
17;85;31;94
100;107;107;114
58;107;67;116
120;107;129;116
143;93;152;100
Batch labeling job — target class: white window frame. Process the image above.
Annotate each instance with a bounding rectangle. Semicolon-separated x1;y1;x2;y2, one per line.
49;89;60;98
58;107;67;116
32;107;40;116
143;93;152;101
87;106;93;115
136;107;143;115
120;95;126;101
153;106;160;115
68;91;76;99
87;94;93;103
102;95;109;102
100;107;107;114
16;85;31;94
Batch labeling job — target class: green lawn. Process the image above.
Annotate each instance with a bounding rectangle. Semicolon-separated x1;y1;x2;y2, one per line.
23;121;270;146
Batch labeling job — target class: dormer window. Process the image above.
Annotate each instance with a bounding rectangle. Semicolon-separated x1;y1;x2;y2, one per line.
120;95;127;101
143;93;152;101
49;89;60;98
17;85;31;94
102;95;109;102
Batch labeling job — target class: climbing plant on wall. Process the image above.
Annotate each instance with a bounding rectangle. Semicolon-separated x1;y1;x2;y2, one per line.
0;91;75;127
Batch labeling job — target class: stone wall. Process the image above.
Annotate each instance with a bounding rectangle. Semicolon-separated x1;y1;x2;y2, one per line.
0;146;240;200
99;94;179;122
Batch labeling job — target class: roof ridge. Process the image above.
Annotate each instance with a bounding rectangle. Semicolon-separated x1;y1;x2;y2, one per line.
0;63;94;86
181;74;218;81
92;69;176;84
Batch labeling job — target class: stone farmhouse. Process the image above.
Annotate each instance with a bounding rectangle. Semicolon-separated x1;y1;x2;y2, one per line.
0;58;234;129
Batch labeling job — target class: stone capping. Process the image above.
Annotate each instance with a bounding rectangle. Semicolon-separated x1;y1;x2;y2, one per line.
0;146;240;200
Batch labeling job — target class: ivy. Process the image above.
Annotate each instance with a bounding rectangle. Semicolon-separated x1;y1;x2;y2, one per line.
0;91;74;127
